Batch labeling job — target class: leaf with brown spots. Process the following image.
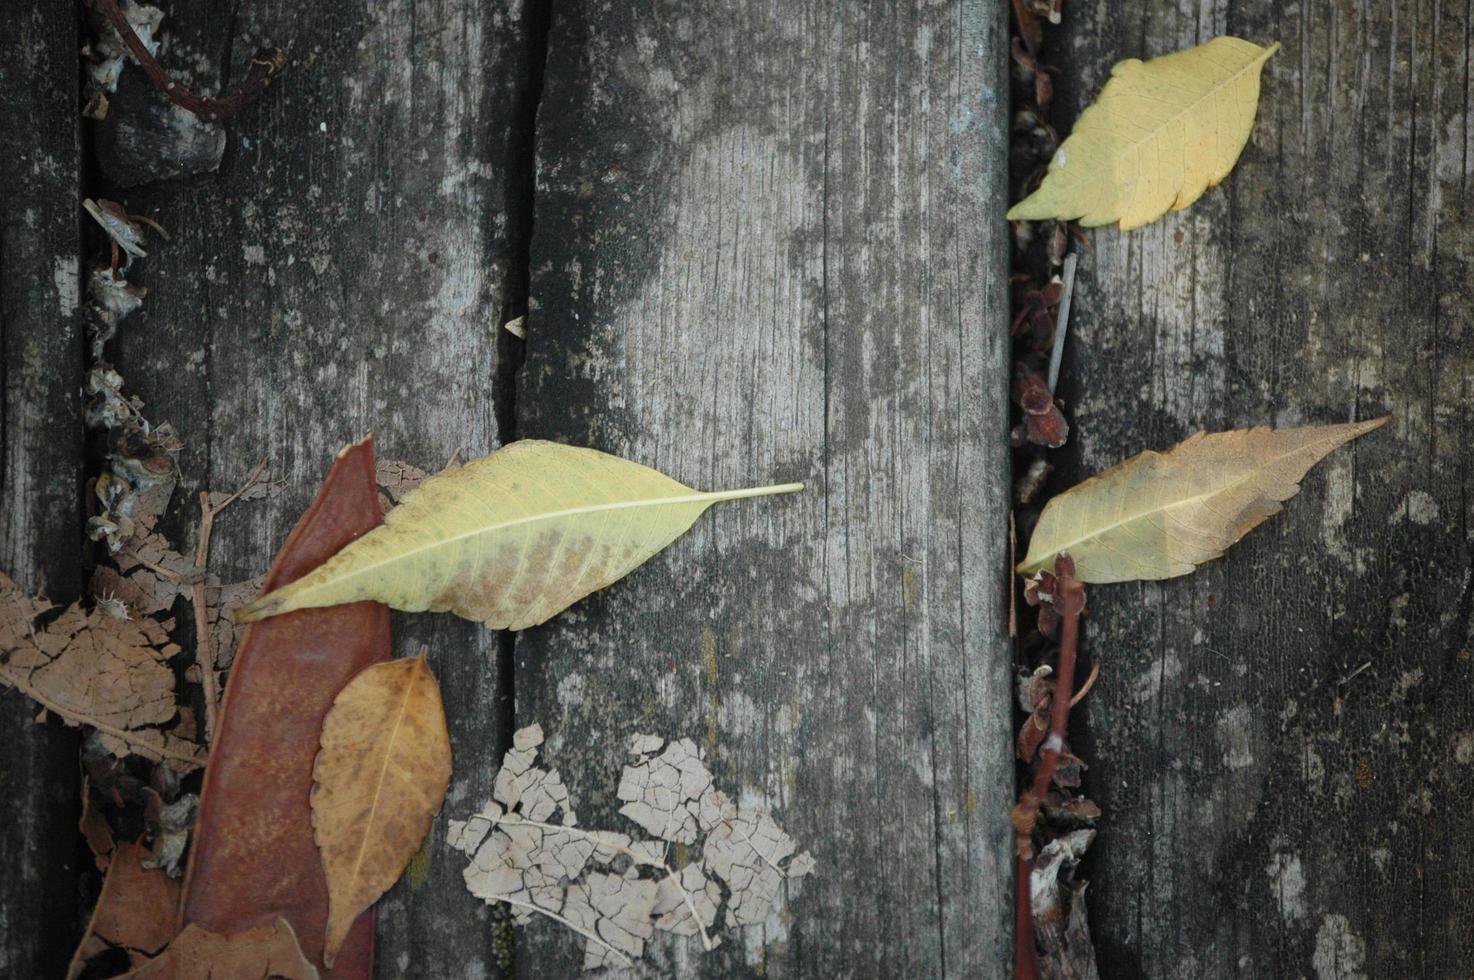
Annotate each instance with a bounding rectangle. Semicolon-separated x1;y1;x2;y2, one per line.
312;652;452;966
236;441;803;629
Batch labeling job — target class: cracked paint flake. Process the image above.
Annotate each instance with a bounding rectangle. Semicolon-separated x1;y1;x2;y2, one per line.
452;725;814;969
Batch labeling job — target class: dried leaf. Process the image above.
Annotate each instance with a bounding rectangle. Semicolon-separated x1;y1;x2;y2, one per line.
313;652;452;966
236;441;803;629
181;437;389;976
374;459;430;509
1007;37;1279;229
0;574;202;768
451;726;814;970
124;918;320;979
67;841;180;979
1018;418;1388;582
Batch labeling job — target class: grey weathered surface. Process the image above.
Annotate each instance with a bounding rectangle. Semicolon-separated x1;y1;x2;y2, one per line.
1051;2;1474;976
98;1;536;974
515;0;1013;975
0;3;85;975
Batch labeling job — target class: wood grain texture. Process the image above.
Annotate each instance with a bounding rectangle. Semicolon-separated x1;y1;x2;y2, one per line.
516;1;1013;975
1051;2;1473;976
99;1;536;973
0;2;84;974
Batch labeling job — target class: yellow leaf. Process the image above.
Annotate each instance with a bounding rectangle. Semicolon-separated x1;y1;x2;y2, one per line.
1007;36;1279;230
1017;417;1388;582
235;440;802;629
312;652;452;966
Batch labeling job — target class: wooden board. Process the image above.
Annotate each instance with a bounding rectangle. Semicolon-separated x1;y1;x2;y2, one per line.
99;1;537;973
516;0;1013;975
0;3;85;973
1052;2;1474;975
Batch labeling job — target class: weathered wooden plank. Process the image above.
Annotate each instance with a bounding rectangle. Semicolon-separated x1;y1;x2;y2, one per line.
0;2;85;974
1052;2;1473;975
517;1;1012;975
101;1;537;973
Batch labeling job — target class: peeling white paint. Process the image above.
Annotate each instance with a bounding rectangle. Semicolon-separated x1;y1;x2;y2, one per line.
1266;850;1307;921
1312;914;1368;980
52;255;79;317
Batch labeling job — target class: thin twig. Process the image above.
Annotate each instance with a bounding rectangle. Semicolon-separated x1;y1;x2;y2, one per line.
191;458;268;742
191;495;219;742
1069;658;1100;707
96;0;286;123
1046;251;1077;395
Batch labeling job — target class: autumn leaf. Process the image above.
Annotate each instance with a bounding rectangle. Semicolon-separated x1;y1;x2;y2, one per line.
67;841;180;979
0;575;202;769
1017;417;1388;582
1007;36;1279;230
123;918;319;979
313;652;452;966
182;436;388;975
235;441;803;629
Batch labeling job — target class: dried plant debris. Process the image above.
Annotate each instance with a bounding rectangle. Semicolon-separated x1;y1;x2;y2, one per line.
451;725;814;970
1030;831;1099;980
67;840;181;978
375;459;432;511
125;918;320;980
82;0;164;119
0;574;202;769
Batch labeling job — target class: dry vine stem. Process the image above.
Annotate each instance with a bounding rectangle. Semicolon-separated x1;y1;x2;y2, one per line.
97;0;286;122
1013;553;1086;980
191;459;268;741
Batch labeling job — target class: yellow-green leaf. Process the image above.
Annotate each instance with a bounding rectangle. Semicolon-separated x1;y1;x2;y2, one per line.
1017;417;1388;582
234;441;802;628
312;653;451;966
1007;36;1279;230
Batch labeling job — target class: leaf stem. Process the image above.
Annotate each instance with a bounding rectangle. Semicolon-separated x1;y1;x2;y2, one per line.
702;482;805;502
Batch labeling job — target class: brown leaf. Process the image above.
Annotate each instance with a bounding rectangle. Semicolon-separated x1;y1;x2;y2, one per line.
67;841;180;978
312;652;451;966
0;575;203;769
124;918;319;979
180;436;389;976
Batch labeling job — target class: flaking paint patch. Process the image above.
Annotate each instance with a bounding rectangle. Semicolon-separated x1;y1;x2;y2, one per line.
1216;704;1255;770
1320;459;1363;573
1266;850;1307;920
1400;489;1439;524
1312;913;1368;980
52;255;79;317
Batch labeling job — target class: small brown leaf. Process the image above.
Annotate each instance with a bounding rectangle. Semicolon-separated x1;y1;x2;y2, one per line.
312;652;452;966
124;918;319;979
67;841;180;979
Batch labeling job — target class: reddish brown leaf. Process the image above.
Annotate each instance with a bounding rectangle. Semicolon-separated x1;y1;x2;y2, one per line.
179;437;390;977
